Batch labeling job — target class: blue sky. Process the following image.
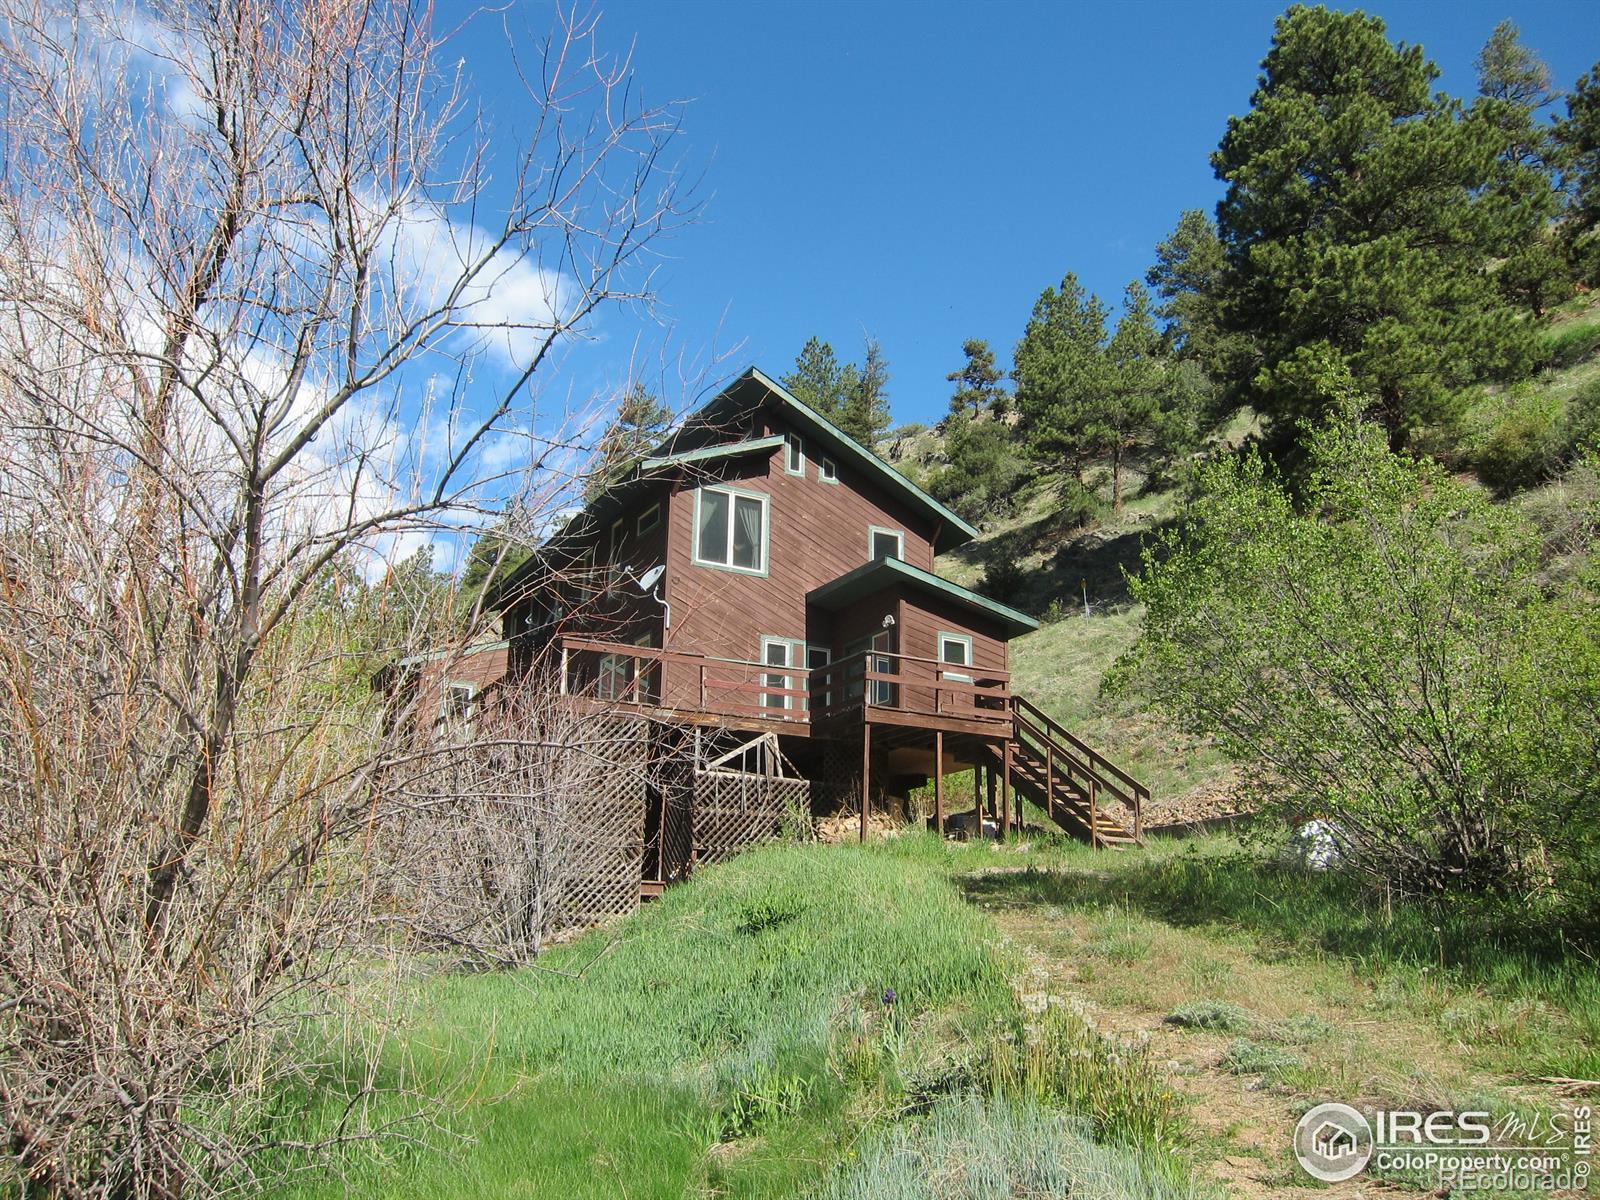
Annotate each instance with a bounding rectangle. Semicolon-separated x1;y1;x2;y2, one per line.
464;1;1599;430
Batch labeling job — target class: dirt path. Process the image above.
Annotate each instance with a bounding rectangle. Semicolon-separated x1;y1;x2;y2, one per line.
961;864;1552;1199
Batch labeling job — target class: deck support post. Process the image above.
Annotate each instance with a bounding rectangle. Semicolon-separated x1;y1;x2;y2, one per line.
860;724;872;843
985;762;996;824
932;731;944;836
972;756;982;838
999;740;1011;840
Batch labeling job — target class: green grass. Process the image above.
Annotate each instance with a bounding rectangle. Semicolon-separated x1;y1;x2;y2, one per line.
271;837;1201;1199
964;836;1600;1082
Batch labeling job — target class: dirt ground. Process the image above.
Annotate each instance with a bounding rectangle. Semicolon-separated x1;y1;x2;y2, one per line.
963;863;1576;1199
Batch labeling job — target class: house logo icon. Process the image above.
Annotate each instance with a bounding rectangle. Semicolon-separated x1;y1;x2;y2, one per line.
1294;1102;1373;1182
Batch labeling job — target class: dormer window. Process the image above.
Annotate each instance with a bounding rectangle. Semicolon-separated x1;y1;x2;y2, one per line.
785;434;805;476
693;485;768;575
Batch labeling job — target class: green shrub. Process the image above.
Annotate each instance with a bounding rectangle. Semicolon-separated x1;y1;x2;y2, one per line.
978;535;1028;603
987;1004;1188;1160
1165;1000;1250;1032
1568;377;1600;454
1474;394;1568;495
927;413;1029;523
1543;320;1600;370
1220;1038;1300;1075
810;1095;1204;1200
1118;420;1600;899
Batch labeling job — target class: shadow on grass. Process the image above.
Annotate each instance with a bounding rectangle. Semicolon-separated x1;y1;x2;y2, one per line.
957;849;1600;997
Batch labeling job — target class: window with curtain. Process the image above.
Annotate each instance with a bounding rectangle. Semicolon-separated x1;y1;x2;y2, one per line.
694;486;767;573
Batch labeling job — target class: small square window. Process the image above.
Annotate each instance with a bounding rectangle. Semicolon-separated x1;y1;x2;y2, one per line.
636;503;661;537
869;526;904;561
818;456;838;483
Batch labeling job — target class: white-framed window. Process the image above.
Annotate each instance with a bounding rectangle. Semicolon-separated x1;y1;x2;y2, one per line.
868;525;904;561
438;680;479;742
761;636;804;710
784;434;806;476
609;517;626;562
636;502;661;537
818;455;839;484
598;632;659;704
597;653;630;701
937;632;974;684
806;644;832;711
692;485;769;575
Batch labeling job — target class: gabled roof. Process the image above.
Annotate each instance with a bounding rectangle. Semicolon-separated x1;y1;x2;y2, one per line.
489;366;981;609
655;368;979;554
807;556;1039;638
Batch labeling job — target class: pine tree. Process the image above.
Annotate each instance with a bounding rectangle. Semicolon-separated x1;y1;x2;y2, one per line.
1013;272;1112;484
1474;21;1570;315
782;335;891;450
456;515;535;623
1212;5;1546;449
946;338;1008;419
1559;64;1600;284
1144;209;1243;419
781;337;853;420
1015;277;1196;512
586;383;671;502
838;337;892;447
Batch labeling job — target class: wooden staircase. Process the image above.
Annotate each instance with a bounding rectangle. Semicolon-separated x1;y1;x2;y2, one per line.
982;696;1148;848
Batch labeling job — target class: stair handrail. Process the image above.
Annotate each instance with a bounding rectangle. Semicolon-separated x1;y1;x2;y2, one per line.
1010;695;1148;842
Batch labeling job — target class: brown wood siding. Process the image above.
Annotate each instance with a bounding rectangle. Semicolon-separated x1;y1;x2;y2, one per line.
662;412;941;674
894;587;1010;676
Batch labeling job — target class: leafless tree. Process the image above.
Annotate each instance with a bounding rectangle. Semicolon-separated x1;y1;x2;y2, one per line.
0;1;692;1194
382;662;680;968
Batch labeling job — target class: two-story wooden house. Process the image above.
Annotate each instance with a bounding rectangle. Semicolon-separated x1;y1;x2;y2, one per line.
391;367;1146;909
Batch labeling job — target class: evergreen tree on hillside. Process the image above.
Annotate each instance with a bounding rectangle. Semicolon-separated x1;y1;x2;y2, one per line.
782;336;892;450
782;337;856;420
946;338;1009;418
1145;210;1244;422
1212;5;1546;449
1474;21;1570;316
586;383;671;502
1015;277;1196;513
1013;272;1112;484
927;411;1028;523
456;514;535;624
839;337;892;446
1559;64;1600;284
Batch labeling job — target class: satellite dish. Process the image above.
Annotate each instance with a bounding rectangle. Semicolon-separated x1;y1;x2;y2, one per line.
635;563;665;593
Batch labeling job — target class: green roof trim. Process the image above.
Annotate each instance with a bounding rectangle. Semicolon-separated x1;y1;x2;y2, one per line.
640;434;785;472
388;638;512;671
807;557;1039;638
743;368;981;552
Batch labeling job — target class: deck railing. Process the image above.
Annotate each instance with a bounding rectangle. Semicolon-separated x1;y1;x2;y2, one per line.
554;637;1011;729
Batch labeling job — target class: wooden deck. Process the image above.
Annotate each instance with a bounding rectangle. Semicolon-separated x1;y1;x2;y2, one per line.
555;635;1012;739
552;635;1146;851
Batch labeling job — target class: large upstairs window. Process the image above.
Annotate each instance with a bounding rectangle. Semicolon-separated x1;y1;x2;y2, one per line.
693;485;768;575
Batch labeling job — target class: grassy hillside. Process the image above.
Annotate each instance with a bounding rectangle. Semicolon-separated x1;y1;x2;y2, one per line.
272;834;1600;1198
276;840;1202;1200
